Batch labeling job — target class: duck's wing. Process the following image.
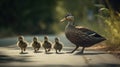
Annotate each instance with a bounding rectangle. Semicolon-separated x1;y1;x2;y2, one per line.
75;26;103;38
73;26;106;46
65;25;106;47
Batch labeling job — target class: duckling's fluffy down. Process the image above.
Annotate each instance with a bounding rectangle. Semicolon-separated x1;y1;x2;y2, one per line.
42;41;52;49
54;42;63;50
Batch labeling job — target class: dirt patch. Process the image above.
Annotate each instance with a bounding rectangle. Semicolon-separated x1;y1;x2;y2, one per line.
87;43;107;51
87;43;120;59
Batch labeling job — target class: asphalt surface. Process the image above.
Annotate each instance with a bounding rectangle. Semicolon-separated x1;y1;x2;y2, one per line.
0;35;120;67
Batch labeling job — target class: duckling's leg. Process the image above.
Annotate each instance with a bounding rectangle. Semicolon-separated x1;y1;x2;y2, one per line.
20;48;23;54
34;49;37;53
45;49;47;53
71;46;79;53
56;49;58;53
33;48;35;52
48;48;51;52
23;48;26;51
59;49;61;52
37;48;39;51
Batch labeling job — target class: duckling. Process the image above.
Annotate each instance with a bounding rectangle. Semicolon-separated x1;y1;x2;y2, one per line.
42;36;52;53
17;36;28;54
54;37;63;53
31;36;41;53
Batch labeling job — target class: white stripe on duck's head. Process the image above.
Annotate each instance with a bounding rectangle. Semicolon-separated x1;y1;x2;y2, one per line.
60;13;74;22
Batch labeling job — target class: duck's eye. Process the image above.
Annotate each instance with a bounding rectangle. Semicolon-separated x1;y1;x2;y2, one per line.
66;16;73;19
65;13;72;17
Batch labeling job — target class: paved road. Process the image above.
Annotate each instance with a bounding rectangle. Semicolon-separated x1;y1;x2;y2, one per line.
0;35;120;67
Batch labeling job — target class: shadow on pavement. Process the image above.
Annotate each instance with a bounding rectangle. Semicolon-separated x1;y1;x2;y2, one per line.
34;51;43;53
56;52;65;54
0;64;120;67
45;52;54;54
0;54;33;63
74;51;106;55
19;52;29;54
88;63;120;67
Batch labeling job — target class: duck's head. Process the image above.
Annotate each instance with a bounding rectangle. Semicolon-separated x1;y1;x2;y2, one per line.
55;37;59;42
33;36;38;42
44;36;48;41
18;36;24;41
60;13;74;22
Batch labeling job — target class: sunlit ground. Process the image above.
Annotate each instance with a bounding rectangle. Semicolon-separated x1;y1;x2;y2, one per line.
0;34;120;67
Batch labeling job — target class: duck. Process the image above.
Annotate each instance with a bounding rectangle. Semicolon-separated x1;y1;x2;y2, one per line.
54;37;63;53
60;13;106;53
17;36;28;54
31;36;41;53
42;36;52;53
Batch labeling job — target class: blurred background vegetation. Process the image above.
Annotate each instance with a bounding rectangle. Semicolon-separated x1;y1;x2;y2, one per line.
0;0;120;50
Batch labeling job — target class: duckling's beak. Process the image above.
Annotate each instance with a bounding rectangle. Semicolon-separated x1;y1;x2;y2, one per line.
60;18;66;23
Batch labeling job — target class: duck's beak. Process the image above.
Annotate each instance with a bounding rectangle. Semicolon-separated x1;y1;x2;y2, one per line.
60;18;66;23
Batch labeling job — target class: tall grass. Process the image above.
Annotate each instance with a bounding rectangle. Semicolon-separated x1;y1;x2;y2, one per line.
99;7;120;51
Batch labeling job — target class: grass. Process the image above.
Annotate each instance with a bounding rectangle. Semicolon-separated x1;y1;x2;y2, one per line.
98;7;120;59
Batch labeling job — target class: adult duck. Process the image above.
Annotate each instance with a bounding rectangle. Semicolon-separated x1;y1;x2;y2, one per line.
60;13;106;53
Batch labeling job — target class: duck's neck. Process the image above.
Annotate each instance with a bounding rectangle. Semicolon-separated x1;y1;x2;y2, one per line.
66;21;74;29
68;21;74;25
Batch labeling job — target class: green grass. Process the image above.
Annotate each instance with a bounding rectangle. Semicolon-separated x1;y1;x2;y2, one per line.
99;8;120;51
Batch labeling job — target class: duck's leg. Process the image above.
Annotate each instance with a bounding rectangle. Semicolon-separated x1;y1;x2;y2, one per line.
45;49;47;53
71;46;79;53
80;47;85;54
66;46;79;53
